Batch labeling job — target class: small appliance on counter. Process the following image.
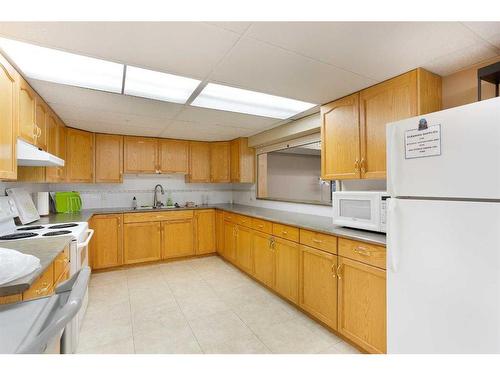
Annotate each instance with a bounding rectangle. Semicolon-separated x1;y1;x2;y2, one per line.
33;192;50;216
5;188;40;225
53;192;82;213
332;191;388;233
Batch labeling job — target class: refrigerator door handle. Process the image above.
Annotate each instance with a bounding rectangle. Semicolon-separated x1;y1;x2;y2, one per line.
387;198;400;272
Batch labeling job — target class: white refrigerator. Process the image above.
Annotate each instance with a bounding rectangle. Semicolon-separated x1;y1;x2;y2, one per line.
386;97;500;353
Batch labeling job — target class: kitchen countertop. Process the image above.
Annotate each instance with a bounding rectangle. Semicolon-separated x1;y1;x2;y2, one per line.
0;237;72;297
32;204;386;246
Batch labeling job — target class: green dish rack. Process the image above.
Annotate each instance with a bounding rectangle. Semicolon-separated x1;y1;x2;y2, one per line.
54;192;82;213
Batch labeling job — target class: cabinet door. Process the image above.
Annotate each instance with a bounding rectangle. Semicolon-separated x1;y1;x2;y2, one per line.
210;141;230;183
230;138;254;183
57;122;66;181
359;71;417;179
196;209;216;254
223;221;237;261
45;110;59;182
162;219;194;259
91;214;123;270
95;134;123;183
236;225;253;274
0;54;18;180
230;139;240;182
124;136;158;173
34;95;48;150
187;141;210;182
321;93;360;180
159;139;188;174
66;128;94;182
252;230;275;288
124;222;161;264
338;256;386;354
215;210;224;256
274;236;299;304
299;245;338;329
18;78;36;145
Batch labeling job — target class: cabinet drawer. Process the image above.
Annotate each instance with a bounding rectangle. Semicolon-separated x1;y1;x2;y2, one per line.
338;238;386;269
272;223;299;242
223;211;237;223
251;218;272;234
124;210;193;223
300;229;337;254
235;214;251;227
53;245;70;281
23;264;54;301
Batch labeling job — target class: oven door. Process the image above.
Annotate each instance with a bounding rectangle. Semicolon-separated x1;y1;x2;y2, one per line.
333;192;381;231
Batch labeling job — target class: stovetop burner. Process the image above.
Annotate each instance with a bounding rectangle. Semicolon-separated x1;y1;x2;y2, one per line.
0;232;39;240
17;226;45;231
48;223;78;229
42;230;72;237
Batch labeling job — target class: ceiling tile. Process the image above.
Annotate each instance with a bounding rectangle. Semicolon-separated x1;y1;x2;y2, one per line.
176;106;279;130
423;42;499;76
211;36;376;105
29;79;183;120
246;22;487;80
462;22;500;48
63;119;163;137
0;22;240;79
161;120;253;141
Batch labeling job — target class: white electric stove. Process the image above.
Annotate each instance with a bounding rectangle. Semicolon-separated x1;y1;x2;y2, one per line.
0;196;93;353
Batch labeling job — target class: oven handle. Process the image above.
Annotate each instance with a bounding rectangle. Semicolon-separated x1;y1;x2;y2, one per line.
77;229;94;249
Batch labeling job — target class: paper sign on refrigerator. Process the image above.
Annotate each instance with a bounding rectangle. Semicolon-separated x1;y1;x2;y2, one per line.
404;124;441;159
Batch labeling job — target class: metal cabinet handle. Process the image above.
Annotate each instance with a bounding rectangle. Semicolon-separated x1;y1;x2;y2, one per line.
257;224;264;228
354;159;360;171
312;239;322;244
282;231;288;235
331;263;336;278
36;282;51;295
360;158;366;173
336;264;343;280
354;246;372;257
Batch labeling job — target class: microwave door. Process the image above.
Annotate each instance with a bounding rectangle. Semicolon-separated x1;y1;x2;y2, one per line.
335;196;380;231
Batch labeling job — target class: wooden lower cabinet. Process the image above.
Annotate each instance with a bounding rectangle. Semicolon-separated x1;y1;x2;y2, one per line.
123;222;161;264
162;219;194;259
299;245;338;329
337;256;387;354
215;210;224;255
195;210;216;255
252;231;275;288
235;225;253;274
223;221;237;262
23;263;54;301
90;214;123;270
274;237;300;304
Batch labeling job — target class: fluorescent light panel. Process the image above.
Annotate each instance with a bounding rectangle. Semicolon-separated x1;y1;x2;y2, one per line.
0;37;123;93
124;66;201;104
191;83;316;119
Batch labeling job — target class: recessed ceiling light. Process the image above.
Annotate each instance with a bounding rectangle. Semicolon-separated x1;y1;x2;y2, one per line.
191;83;316;119
0;37;124;93
124;65;201;104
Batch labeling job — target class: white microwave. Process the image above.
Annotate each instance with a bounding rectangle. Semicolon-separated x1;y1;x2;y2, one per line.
332;191;389;233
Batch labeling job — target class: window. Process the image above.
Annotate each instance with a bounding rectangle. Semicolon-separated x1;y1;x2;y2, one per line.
257;135;334;206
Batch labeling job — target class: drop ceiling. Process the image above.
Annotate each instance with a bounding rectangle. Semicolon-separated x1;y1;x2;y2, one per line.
0;21;499;141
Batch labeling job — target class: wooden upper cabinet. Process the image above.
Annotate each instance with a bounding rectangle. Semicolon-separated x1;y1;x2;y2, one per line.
18;78;36;145
0;53;18;180
34;95;48;151
90;214;123;270
57;120;67;181
210;141;230;183
321;93;360;180
337;256;387;354
359;70;418;179
230;138;255;183
45;110;60;183
321;68;441;180
158;139;189;174
195;209;216;254
187;141;210;183
124;136;158;174
66;128;94;183
95;134;123;183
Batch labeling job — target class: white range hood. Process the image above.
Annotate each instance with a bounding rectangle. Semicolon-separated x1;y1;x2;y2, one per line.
17;139;65;167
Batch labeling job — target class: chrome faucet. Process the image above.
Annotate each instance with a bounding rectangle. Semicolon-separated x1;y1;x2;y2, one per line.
153;184;165;209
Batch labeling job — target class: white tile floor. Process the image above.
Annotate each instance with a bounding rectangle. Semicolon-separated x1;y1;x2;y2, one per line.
77;255;361;354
